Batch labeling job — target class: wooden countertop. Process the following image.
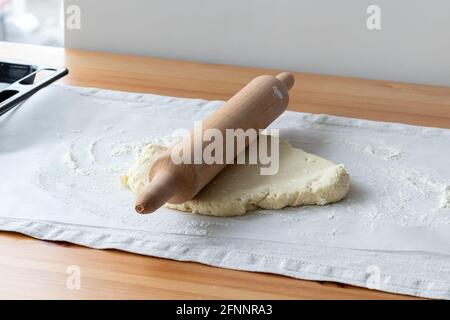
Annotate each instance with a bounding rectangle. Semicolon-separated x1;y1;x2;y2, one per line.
1;41;449;299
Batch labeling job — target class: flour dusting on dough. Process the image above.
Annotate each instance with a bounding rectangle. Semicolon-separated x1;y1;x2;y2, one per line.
441;186;450;209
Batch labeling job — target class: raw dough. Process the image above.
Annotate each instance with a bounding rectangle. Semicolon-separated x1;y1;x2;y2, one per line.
122;138;350;217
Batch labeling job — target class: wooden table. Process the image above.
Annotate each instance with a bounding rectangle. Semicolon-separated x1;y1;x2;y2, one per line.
1;42;449;299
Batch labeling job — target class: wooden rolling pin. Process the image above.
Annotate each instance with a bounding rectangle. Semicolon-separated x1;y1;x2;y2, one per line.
135;72;295;214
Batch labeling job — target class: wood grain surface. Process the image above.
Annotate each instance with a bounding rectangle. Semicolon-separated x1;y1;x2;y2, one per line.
1;41;449;299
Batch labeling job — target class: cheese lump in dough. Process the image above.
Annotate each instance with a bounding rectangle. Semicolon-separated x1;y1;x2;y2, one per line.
122;138;350;217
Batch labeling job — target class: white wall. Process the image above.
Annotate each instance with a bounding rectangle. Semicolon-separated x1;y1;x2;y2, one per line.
64;0;450;86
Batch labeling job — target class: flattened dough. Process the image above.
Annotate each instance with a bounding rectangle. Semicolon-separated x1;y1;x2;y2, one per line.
122;139;350;217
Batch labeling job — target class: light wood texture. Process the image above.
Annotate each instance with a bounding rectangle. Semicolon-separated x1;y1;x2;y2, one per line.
1;41;448;299
0;232;414;300
136;73;294;213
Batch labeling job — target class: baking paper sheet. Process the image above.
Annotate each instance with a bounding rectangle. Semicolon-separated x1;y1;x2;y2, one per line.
1;85;449;299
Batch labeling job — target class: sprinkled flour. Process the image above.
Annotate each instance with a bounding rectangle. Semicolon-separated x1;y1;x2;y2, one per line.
62;149;79;172
441;186;450;209
49;125;450;232
332;138;406;161
34;126;223;235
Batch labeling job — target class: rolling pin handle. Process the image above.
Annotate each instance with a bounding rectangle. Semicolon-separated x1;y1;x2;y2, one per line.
276;72;295;90
135;171;176;214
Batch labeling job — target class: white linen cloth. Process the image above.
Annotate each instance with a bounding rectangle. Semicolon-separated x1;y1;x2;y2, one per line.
1;85;449;299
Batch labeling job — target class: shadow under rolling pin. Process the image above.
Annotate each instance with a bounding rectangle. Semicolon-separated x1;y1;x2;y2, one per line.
135;72;295;214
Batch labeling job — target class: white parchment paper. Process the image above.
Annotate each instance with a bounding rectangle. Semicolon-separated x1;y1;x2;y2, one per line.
1;85;449;299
